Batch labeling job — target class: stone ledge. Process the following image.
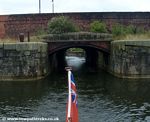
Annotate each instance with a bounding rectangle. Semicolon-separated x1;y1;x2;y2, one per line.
0;42;49;81
109;71;150;79
110;39;150;79
112;40;150;47
0;75;49;82
43;32;113;42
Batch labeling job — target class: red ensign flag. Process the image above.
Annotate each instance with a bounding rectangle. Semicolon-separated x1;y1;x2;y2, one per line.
66;70;78;122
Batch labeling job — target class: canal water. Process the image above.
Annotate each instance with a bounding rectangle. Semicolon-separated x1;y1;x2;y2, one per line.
0;56;150;122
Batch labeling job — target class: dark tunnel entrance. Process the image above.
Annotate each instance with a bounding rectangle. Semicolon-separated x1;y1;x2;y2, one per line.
48;46;110;73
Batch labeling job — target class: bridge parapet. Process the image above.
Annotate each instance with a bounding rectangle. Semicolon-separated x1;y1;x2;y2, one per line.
43;32;112;54
43;32;112;42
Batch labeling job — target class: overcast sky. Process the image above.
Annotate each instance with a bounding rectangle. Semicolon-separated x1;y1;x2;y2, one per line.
0;0;150;15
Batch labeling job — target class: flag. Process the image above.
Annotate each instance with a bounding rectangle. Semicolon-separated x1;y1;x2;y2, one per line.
66;71;78;122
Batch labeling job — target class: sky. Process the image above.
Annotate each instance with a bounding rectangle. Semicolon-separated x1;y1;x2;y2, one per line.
0;0;150;15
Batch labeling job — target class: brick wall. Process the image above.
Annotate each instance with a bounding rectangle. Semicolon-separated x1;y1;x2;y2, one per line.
0;12;150;38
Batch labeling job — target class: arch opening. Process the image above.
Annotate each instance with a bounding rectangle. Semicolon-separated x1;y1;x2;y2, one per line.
48;45;110;73
65;48;86;71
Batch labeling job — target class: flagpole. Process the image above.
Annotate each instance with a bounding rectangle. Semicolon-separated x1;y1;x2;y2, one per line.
68;70;71;120
39;0;41;13
52;0;54;13
65;67;72;122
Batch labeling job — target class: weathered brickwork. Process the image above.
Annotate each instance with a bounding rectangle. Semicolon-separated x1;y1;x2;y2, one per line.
110;40;150;78
0;42;49;81
0;12;150;38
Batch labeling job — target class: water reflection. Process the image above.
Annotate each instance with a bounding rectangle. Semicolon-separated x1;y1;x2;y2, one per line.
0;56;150;122
65;56;85;71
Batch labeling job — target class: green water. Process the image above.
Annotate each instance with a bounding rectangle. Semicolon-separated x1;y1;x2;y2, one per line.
0;56;150;122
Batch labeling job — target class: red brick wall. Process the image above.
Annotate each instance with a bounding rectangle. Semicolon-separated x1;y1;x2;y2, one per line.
0;16;8;38
0;12;150;38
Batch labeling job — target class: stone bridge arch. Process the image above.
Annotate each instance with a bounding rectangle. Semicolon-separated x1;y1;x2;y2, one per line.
44;32;113;71
43;32;112;55
47;41;111;55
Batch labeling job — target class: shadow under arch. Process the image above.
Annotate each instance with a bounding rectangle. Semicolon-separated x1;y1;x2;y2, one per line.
48;43;110;73
48;43;110;56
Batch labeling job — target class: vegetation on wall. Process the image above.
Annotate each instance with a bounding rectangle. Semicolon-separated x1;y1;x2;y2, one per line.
48;16;79;34
111;23;149;39
89;20;150;40
16;17;149;42
111;24;136;36
90;21;107;33
35;27;47;35
114;24;146;35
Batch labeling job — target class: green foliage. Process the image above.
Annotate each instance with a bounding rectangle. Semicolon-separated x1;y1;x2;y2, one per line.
35;27;47;35
111;23;126;36
68;48;84;52
135;27;146;34
112;23;148;37
125;25;136;34
111;23;149;39
48;16;79;34
90;21;108;33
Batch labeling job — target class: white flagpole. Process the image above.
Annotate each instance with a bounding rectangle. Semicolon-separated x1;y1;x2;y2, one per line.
68;70;71;121
66;67;72;122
